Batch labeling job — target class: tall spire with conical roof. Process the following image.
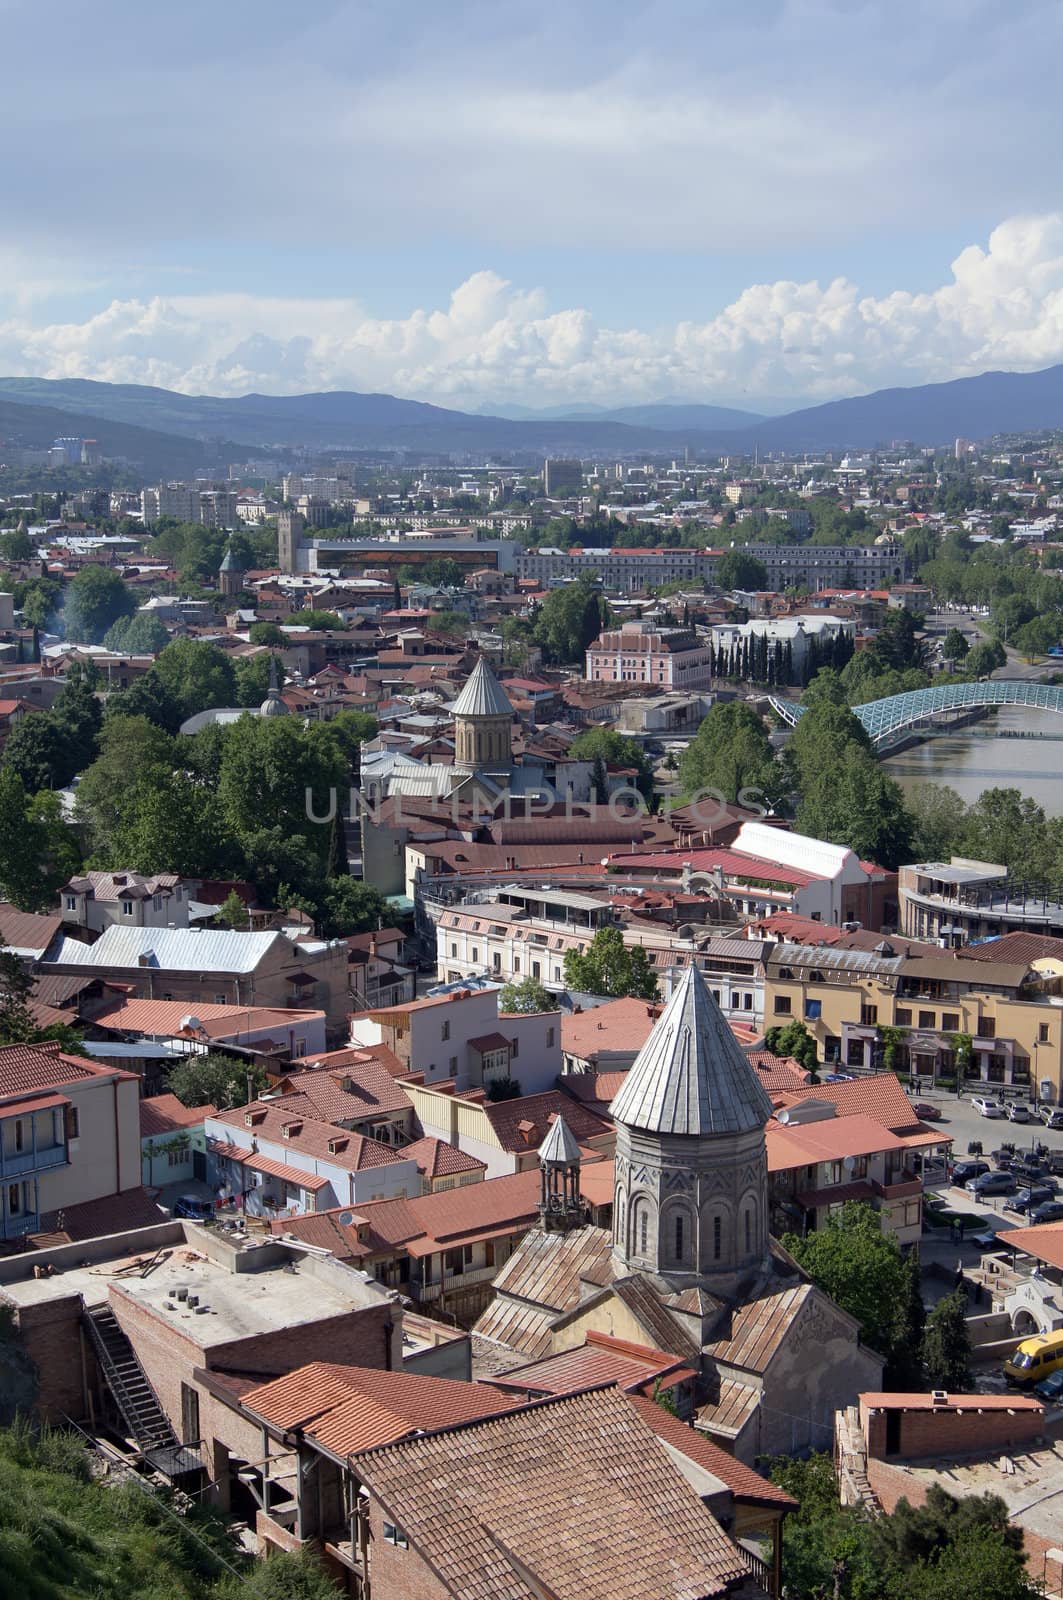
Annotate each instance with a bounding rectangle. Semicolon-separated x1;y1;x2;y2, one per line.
610;964;773;1138
611;965;773;1289
451;655;514;774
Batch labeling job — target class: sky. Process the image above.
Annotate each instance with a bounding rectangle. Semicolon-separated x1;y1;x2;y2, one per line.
3;0;1063;411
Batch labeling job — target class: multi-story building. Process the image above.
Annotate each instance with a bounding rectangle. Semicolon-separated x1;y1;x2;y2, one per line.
0;1041;141;1241
542;458;583;496
515;542;905;594
710;614;853;672
763;939;1063;1096
59;871;192;933
197;489;239;530
585;619;714;689
898;857;1063;944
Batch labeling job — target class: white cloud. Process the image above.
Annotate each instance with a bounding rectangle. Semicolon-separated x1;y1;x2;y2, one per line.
5;217;1063;406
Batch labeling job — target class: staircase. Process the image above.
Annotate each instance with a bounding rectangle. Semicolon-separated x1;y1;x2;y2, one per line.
83;1306;181;1461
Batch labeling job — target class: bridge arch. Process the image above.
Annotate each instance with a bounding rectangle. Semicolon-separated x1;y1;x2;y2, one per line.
768;680;1063;750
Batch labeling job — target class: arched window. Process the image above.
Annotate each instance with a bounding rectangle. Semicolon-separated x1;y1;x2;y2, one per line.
675;1212;684;1261
640;1206;649;1256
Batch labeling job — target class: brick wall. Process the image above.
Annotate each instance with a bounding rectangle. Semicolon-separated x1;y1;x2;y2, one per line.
11;1293;85;1421
365;1496;450;1600
861;1400;1043;1461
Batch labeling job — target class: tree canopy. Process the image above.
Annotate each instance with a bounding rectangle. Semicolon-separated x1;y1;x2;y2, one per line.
568;726;656;805
715;548;768;591
533;576;610;663
678;700;780;807
563;926;659;1000
62;566;136;643
782;1201;917;1367
497;977;555;1013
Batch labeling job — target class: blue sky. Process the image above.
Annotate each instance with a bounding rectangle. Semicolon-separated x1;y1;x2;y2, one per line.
2;0;1063;407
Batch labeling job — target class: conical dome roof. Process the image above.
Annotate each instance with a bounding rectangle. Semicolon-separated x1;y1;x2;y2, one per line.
539;1115;581;1166
610;965;774;1137
451;656;513;719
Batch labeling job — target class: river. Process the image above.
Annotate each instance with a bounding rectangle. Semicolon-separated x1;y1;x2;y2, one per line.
883;706;1063;813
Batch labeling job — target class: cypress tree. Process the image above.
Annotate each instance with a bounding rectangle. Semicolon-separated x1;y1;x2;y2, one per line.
327;807;348;879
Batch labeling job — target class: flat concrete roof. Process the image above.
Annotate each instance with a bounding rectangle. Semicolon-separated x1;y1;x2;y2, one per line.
3;1229;391;1347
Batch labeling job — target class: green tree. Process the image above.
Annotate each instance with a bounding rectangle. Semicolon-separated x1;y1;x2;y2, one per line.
218;718;347;854
533;575;610;664
941;627;969;661
959;788;1053;879
419;557;466;588
2;710;66;791
49;674;103;779
318;876;388;937
782;1200;912;1362
497;977;555;1013
75;715;177;859
326;808;348;879
679;700;779;806
715;549;769;591
568;726;656;806
0;769;41;909
907;782;968;862
763;1019;818;1074
27;790;82;907
151;638;238;723
217;888;249;929
965;637;1007;677
168;1050;268;1109
233;651;277;707
922;1289;972;1390
0;941;37;1042
0;526;33;561
62;566;136;643
248;621;286;645
563;926;659;1000
102;613;171;654
287;608;345;630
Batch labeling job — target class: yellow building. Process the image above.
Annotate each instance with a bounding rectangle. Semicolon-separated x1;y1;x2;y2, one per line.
764;942;1063;1099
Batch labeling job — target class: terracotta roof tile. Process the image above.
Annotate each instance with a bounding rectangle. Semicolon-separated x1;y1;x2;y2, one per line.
771;1072;921;1134
211;1100;406;1173
401;1136;486;1180
270;1061;412;1120
483;1090;611;1151
353;1386;749;1600
139;1093;216;1138
626;1393;797;1509
0;1041;129;1098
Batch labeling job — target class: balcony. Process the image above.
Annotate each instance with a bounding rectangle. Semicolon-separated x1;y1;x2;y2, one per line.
0;1141;68;1179
872;1173;922;1201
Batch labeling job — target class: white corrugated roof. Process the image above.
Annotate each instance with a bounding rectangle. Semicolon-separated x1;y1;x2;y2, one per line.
734;820;855;878
45;927;285;975
610;964;774;1138
451;656;514;719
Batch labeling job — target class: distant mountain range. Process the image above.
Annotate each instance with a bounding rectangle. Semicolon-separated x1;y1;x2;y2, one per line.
3;364;1063;471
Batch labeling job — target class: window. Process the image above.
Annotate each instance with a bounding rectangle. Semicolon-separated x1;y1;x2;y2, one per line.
640;1207;649;1255
167;1149;184;1168
65;1106;79;1140
743;993;753;1010
675;1213;684;1261
441;1019;450;1041
64;895;77;911
805;999;822;1020
13;1121;23;1153
7;1183;21;1215
449;1055;457;1073
383;1523;408;1549
942;1013;959;1031
450;943;457;959
1040;1023;1051;1043
292;1038;306;1058
896;1008;912;1026
713;1216;722;1260
180;1383;200;1445
774;996;792;1016
120;899;134;916
860;1004;877;1026
214;993;226;1005
546;1027;555;1048
493;952;501;971
532;961;541;980
918;1011;935;1029
554;967;561;982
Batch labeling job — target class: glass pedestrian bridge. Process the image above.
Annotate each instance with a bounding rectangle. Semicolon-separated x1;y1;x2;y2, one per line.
768;679;1063;749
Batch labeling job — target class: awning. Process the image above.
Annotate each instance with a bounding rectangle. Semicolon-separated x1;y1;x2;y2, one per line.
244;1153;330;1191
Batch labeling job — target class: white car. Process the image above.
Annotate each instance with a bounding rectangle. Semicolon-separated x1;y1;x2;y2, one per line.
1008;1102;1036;1123
971;1095;1005;1118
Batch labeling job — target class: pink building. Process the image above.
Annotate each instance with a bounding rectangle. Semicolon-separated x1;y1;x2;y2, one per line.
585;620;713;689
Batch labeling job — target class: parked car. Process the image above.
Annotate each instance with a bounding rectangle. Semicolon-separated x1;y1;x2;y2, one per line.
972;1095;1005;1118
1030;1200;1063;1225
172;1195;214;1221
822;1073;855;1083
1009;1103;1037;1123
966;1171;1017;1196
912;1101;943;1122
1005;1186;1057;1214
951;1159;991;1186
1041;1107;1063;1130
1034;1368;1063;1403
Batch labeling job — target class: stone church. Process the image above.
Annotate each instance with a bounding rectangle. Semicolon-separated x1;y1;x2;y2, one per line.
474;964;884;1463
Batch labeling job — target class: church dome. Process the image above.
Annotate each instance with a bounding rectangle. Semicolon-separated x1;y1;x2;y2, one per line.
610;964;774;1138
259;656;289;717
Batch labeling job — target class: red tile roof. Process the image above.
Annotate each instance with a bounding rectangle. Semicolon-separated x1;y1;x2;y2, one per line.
210;1101;406;1173
92;997;322;1037
0;1041;133;1098
771;1072;921;1134
608;846;818;886
625;1393;797;1510
270;1061;412;1120
245;1152;331;1191
560;998;661;1064
766;1113;907;1172
401;1136;486;1181
139;1093;216;1139
483;1090;612;1152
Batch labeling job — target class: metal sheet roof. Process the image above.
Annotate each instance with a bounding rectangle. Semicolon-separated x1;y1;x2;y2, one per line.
450;655;514;718
610;964;774;1138
45;926;286;974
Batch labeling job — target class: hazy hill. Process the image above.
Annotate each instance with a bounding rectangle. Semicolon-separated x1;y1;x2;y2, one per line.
3;363;1063;463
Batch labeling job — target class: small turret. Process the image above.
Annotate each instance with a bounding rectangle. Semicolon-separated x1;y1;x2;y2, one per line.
538;1115;583;1232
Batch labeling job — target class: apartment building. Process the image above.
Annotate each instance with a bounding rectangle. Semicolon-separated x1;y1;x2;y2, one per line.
763;940;1063;1096
710;614;853;672
349;984;562;1095
59;871;192;933
585;618;714;689
898;857;1063;944
0;1041;141;1241
514;541;904;594
40;926;351;1028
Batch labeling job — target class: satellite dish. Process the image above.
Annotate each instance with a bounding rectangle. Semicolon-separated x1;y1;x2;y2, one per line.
842;1155;857;1174
338;1211;355;1226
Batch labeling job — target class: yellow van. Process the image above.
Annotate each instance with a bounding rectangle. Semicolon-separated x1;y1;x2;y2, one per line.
1004;1329;1063;1387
